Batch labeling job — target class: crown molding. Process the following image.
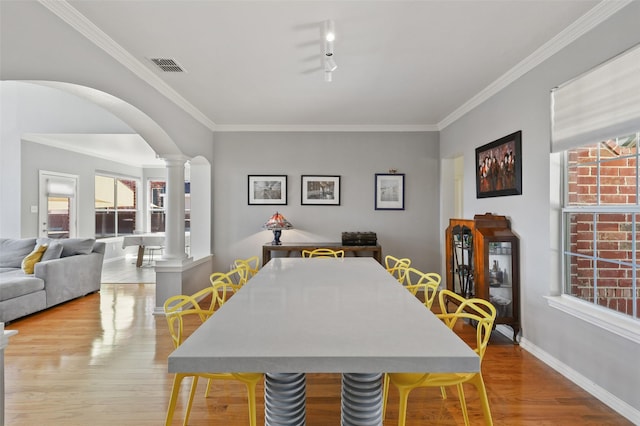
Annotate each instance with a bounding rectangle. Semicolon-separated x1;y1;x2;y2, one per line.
23;133;165;168
438;0;633;130
38;0;630;134
38;0;217;132
214;124;439;132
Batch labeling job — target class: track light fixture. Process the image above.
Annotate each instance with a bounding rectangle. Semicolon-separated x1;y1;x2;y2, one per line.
324;20;335;56
323;20;337;82
325;57;337;73
324;71;333;83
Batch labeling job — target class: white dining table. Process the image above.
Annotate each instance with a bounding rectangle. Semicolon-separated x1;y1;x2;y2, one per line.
122;234;165;267
168;257;479;426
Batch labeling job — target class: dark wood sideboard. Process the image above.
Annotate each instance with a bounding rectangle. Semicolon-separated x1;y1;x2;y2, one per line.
262;242;382;266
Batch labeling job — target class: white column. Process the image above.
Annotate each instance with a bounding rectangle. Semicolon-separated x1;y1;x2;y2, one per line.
161;156;188;263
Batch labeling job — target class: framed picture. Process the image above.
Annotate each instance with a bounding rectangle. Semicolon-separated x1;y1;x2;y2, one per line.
248;175;287;205
375;173;405;210
475;131;522;198
301;175;341;205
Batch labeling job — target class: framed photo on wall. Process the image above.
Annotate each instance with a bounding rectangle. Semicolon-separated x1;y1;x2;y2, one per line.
248;175;287;205
301;175;341;205
375;173;405;210
475;131;522;198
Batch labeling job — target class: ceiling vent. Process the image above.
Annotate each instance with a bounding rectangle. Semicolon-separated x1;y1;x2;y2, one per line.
150;58;185;72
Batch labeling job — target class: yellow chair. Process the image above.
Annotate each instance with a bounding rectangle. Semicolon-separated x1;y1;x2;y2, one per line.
382;268;441;417
234;256;260;279
164;290;262;426
209;279;234;313
403;268;441;309
209;263;250;292
385;289;496;426
301;248;345;258
176;286;224;321
385;255;411;284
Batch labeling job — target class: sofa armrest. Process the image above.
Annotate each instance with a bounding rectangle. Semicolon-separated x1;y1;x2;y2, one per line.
92;241;106;255
34;251;104;308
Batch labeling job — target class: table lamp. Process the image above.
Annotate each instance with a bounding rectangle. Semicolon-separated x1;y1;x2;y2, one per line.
264;212;293;245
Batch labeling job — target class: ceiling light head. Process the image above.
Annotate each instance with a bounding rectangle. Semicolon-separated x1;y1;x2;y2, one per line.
324;71;333;83
325;57;337;72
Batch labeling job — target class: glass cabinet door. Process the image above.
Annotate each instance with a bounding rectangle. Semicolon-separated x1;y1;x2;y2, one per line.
488;241;514;318
452;225;474;298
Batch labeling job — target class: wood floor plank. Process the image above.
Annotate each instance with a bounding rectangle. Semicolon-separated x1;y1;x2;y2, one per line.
4;283;632;425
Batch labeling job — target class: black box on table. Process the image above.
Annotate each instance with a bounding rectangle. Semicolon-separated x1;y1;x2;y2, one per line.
341;232;377;246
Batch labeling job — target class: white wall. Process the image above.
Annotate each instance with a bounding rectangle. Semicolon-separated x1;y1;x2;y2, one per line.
212;131;440;274
439;1;640;416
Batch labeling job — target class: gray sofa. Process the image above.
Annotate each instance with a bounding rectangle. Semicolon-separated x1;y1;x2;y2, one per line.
0;238;105;323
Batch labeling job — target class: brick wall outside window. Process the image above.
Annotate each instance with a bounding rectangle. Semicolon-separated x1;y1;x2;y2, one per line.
566;141;639;317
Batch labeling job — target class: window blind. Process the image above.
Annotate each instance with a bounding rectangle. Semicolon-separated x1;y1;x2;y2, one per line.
551;43;640;153
46;177;76;197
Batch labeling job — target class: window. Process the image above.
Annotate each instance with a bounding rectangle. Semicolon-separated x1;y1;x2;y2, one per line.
148;180;191;233
562;134;639;319
149;180;166;233
95;175;138;238
551;44;640;335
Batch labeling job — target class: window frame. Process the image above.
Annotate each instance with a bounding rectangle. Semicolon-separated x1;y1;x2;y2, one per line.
550;135;639;343
94;174;140;238
146;178;191;233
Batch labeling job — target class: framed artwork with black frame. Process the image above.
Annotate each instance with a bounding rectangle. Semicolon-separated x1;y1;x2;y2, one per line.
301;175;341;205
375;173;405;210
248;175;287;205
475;131;522;198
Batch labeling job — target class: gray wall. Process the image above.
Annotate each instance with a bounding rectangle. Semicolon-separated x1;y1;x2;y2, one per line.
20;141;144;238
440;1;640;414
0;81;134;237
212;131;440;273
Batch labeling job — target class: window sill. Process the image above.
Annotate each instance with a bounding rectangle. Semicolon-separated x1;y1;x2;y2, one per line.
546;295;640;344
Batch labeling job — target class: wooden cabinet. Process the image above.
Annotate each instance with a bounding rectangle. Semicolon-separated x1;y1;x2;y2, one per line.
445;213;520;343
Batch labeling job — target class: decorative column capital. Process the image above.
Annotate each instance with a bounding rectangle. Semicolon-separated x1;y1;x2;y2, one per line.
160;154;190;167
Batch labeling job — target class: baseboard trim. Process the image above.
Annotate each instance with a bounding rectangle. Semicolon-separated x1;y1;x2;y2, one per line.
519;337;640;424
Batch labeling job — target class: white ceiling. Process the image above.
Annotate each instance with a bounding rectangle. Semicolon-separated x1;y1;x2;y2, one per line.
60;0;600;130
8;1;611;164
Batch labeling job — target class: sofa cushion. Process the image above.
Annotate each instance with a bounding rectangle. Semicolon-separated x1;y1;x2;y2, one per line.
37;238;95;257
41;243;63;261
0;238;37;268
0;271;45;302
21;244;48;274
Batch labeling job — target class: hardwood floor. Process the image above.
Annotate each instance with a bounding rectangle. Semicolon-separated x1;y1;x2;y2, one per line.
4;283;632;425
101;257;156;283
